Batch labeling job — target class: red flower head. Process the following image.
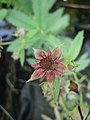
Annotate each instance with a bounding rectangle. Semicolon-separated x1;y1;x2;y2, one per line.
27;46;68;84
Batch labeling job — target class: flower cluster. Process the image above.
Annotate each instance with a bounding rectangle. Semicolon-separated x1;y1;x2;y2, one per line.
27;46;68;84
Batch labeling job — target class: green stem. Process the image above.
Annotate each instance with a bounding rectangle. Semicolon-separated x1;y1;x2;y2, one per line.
60;97;68;112
73;72;79;84
73;72;83;105
0;41;13;46
79;90;83;106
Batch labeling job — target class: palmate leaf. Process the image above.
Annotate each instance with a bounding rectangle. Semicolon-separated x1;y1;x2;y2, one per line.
5;0;70;66
5;0;69;35
48;14;70;35
6;10;35;30
47;8;64;27
32;0;69;33
33;0;48;28
33;0;55;29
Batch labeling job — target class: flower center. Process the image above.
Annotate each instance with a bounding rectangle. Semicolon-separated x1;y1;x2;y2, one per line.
40;57;52;70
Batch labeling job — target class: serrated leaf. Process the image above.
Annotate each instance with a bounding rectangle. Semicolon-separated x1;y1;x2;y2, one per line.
33;0;55;29
52;78;60;100
49;14;70;35
47;8;64;32
6;10;35;30
0;9;7;20
33;0;47;28
68;31;84;61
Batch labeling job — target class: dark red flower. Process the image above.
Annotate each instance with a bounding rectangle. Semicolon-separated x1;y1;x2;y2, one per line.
27;46;68;84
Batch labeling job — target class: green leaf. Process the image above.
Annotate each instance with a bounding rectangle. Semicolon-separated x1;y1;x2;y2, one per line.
26;32;43;48
46;8;64;32
52;77;60;100
59;36;72;49
6;10;35;30
45;35;62;51
25;29;39;42
20;49;25;66
76;53;90;72
68;31;84;61
33;0;47;28
80;105;89;119
59;36;72;63
48;8;64;25
71;106;81;120
49;14;70;35
15;0;33;14
0;9;7;20
7;39;22;52
33;0;55;29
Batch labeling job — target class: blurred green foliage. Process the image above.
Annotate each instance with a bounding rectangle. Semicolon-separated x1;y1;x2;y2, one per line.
0;1;90;120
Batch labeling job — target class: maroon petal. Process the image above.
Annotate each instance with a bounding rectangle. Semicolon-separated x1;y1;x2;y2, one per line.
37;68;44;75
32;63;40;68
26;70;39;82
56;64;68;73
46;71;54;84
55;58;64;63
52;46;61;60
53;70;61;77
47;48;51;56
40;71;46;82
33;48;46;60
